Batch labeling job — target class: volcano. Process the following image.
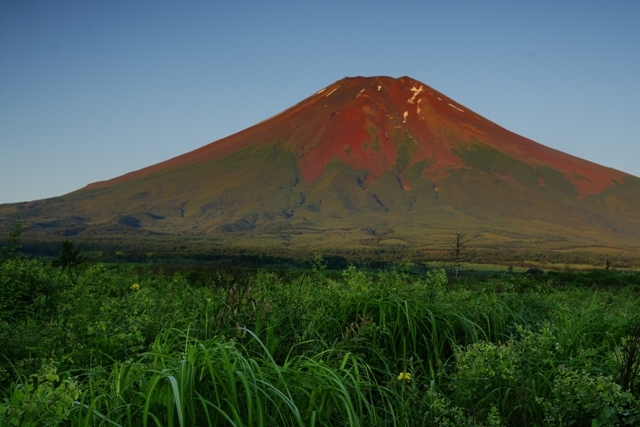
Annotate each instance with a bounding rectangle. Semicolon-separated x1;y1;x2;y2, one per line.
2;76;639;261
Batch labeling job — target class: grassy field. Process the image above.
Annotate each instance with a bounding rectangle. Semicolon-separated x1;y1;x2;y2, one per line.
1;251;640;426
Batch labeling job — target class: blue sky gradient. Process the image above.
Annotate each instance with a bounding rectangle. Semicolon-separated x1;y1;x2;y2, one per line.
1;0;639;203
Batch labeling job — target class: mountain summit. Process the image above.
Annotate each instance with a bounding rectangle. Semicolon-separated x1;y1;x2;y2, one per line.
2;76;639;259
88;76;629;196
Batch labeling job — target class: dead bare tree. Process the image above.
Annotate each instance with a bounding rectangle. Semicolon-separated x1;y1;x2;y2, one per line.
449;231;474;279
606;249;626;271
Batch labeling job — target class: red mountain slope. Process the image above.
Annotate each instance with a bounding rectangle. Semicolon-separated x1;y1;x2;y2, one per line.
2;76;639;261
87;76;629;197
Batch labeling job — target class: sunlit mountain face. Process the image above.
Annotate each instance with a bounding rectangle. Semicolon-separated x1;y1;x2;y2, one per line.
2;76;639;260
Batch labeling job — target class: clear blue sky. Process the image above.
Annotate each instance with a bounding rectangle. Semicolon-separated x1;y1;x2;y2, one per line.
1;0;639;204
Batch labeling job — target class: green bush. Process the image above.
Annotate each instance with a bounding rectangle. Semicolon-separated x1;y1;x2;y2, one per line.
0;361;78;427
540;366;639;426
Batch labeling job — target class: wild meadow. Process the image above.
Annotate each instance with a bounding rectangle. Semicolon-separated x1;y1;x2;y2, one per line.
1;246;640;426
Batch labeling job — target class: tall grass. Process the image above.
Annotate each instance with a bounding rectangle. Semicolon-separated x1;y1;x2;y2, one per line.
68;329;396;427
1;260;640;426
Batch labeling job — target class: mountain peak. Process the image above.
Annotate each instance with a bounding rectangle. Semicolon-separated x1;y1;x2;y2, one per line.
86;75;629;197
5;76;638;259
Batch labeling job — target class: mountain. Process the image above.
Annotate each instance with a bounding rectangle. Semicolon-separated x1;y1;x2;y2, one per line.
2;76;639;262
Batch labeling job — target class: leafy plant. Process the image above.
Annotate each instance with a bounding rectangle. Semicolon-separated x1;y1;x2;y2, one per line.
0;361;78;427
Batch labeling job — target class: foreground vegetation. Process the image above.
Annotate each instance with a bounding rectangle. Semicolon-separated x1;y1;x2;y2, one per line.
1;248;640;425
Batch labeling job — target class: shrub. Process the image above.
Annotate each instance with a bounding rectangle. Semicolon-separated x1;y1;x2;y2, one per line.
539;366;639;426
0;360;78;427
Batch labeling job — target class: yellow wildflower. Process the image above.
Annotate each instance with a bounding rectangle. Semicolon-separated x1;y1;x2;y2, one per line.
397;372;411;381
131;283;140;291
